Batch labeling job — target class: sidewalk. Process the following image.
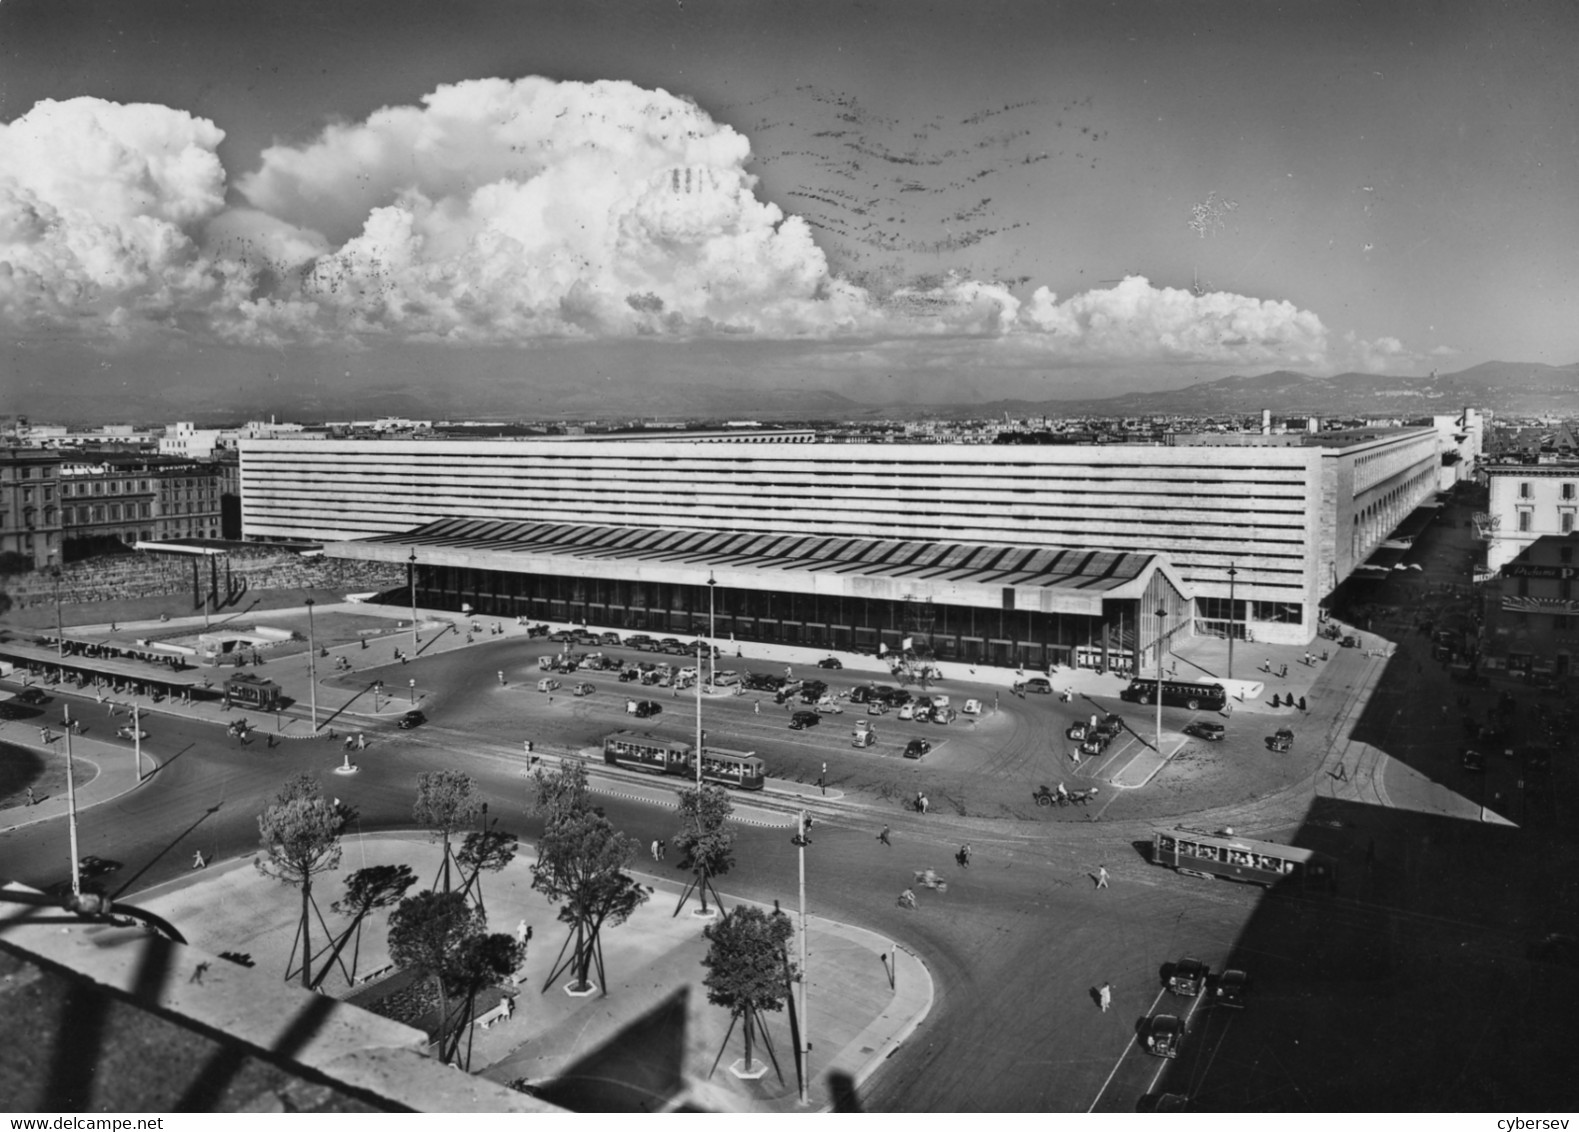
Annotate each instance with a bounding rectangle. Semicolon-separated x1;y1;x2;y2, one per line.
133;832;932;1112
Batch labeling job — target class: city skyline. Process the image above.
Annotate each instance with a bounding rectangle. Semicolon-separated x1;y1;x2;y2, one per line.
2;0;1576;414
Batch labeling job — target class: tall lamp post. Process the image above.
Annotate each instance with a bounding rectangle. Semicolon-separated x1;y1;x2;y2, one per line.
408;548;420;655
1225;563;1239;681
304;598;318;732
47;548;63;658
1154;606;1168;753
63;705;81;897
707;572;717;689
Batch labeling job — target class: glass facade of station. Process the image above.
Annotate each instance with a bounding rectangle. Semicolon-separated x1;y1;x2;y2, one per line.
414;562;1190;675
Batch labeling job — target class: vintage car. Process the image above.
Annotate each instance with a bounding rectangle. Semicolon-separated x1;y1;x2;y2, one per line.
789;710;821;731
904;738;932;760
398;710;427;729
571;682;596;697
629;700;662;719
1267;727;1295;753
114;724;149;741
1213;968;1249;1008
1144;1014;1185;1059
816;656;844;669
962;699;984;715
1461;747;1486;772
1014;676;1053;694
1168;957;1209;997
1184;721;1226;741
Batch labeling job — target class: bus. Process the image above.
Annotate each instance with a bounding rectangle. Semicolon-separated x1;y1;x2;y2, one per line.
1121;678;1228;712
602;731;766;791
1151;828;1337;892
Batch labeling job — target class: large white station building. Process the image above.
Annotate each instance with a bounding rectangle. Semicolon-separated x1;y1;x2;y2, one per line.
240;430;1444;669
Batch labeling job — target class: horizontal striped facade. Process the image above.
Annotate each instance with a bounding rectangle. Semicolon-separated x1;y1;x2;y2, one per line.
241;432;1440;643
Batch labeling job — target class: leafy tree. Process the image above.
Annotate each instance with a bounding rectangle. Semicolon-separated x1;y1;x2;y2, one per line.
322;863;418;986
412;769;484;894
531;805;648;995
701;905;796;1078
456;826;518;915
256;775;344;988
527;756;593;823
671;785;736;916
387;890;524;1068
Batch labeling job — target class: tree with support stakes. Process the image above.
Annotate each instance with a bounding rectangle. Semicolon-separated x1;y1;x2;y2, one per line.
412;769;484;895
455;825;518;916
671;785;736;917
322;864;417;988
386;890;523;1070
255;772;344;990
701;904;796;1082
528;759;647;995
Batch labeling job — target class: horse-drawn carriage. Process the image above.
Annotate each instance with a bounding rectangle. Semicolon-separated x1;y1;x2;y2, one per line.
1032;784;1100;807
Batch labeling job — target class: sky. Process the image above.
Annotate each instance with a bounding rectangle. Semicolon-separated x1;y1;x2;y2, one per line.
2;0;1576;417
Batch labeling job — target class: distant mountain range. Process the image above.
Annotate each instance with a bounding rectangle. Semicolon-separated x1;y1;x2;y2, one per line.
8;360;1576;426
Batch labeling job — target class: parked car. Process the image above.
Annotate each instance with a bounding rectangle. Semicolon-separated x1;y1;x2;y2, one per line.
713;670;741;687
904;738;932;760
898;702;916;720
547;630;575;643
1014;676;1053;694
599;632;622;646
618;668;640;682
1461;747;1486;772
1144;1014;1185;1059
657;638;684;654
962;699;984;715
571;682;596;697
626;635;655;651
16;688;49;705
878;687;910;707
816;700;844;715
867;699;889;716
931;707;957;725
789;710;820;730
912;703;934;723
1184;721;1225;741
398;710;427;729
631;700;662;719
851;728;876;749
114;725;149;741
1168;957;1209;997
850;685;875;704
537;678;562;694
1213;968;1249;1008
817;656;844;669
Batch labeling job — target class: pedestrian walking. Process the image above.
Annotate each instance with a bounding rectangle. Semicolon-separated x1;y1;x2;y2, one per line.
958;843;972;867
658;841;666;861
24;786;34;806
651;839;661;862
192;850;207;870
498;670;506;686
1279;663;1289;678
1098;983;1112;1013
356;732;366;750
754;700;760;715
918;793;929;815
877;825;892;846
1095;865;1109;889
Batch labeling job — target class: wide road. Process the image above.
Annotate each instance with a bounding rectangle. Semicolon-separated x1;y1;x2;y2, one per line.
7;618;1577;1112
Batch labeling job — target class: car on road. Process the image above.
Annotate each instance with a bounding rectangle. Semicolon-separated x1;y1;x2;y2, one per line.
1267;727;1294;753
1144;1014;1184;1059
1461;747;1486;772
16;688;50;705
537;678;562;694
816;699;843;714
877;687;910;707
1184;721;1225;741
626;635;655;651
713;670;741;687
962;699;984;715
849;685;875;704
904;738;932;760
1168;957;1209;997
866;699;889;715
657;638;684;654
618;667;640;682
78;855;122;879
745;673;784;693
599;632;622;647
789;710;820;730
398;710;427;729
571;682;596;697
547;630;575;643
897;702;916;720
630;700;662;719
114;725;149;741
816;656;843;669
1014;676;1053;694
798;680;828;702
1213;968;1249;1008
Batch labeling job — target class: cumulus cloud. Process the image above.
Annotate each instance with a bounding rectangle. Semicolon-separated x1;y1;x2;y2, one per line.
0;97;228;338
0;79;1390;375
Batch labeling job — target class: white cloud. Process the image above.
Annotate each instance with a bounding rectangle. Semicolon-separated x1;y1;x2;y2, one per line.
0;97;228;338
0;81;1400;378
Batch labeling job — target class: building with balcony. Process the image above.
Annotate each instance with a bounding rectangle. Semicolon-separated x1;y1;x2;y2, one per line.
1480;458;1579;573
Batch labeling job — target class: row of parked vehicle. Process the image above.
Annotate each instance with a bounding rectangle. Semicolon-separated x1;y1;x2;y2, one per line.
1144;958;1249;1060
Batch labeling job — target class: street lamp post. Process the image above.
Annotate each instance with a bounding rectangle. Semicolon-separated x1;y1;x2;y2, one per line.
305;598;318;732
796;809;810;1106
408;548;420;655
1155;606;1168;753
1226;563;1239;681
47;549;63;658
132;702;143;782
409;677;416;705
707;572;717;689
63;705;80;897
694;638;704;791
